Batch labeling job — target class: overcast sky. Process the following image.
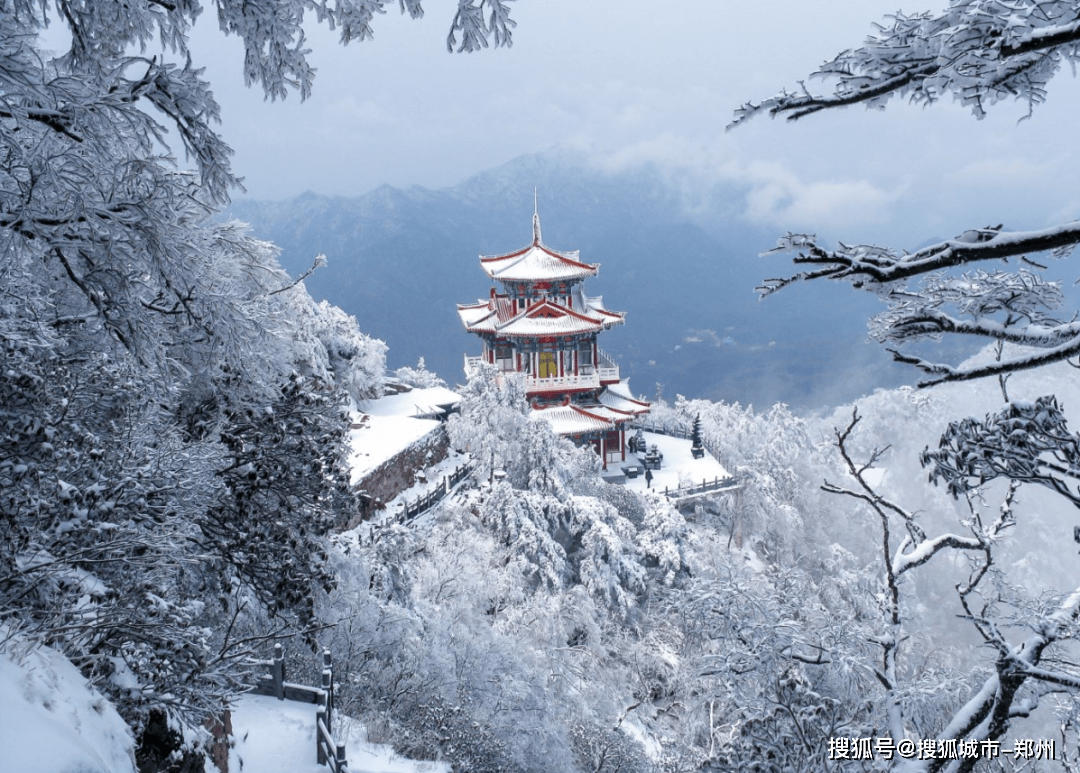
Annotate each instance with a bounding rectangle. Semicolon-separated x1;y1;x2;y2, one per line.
186;0;1080;249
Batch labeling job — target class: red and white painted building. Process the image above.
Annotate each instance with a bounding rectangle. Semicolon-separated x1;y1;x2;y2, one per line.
457;204;650;467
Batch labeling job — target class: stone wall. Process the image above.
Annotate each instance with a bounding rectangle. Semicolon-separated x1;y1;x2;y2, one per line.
347;424;449;529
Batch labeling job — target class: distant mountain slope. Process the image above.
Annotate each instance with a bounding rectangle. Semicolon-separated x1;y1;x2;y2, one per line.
223;152;930;412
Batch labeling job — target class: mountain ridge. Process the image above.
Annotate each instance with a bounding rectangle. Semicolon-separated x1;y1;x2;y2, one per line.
223;151;921;411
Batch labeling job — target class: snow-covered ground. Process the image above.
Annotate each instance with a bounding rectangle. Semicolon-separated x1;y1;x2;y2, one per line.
229;694;448;773
348;386;461;485
0;639;136;773
611;431;731;495
347;413;441;485
0;634;448;773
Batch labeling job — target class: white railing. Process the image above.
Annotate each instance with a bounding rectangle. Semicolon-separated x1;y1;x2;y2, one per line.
596;347;620;382
465;353;617;390
464;354;484;372
526;371;600;392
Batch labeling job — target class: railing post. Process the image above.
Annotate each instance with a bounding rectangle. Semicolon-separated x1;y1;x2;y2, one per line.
336;742;347;771
316;707;327;765
321;670;332;735
323;648;334;716
272;643;285;700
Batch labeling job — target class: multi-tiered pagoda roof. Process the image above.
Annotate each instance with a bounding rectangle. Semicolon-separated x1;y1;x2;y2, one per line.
457;200;649;467
457;295;624;337
479;242;598;283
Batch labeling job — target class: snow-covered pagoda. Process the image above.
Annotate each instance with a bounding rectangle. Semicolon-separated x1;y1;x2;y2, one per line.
457;203;650;468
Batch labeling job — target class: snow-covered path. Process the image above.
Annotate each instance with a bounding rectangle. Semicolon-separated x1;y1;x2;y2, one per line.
229;694;449;773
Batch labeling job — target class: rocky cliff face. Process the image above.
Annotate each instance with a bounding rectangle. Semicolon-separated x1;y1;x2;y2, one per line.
349;425;449;528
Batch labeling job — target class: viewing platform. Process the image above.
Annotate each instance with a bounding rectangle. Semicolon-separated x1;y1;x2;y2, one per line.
464;347;620;394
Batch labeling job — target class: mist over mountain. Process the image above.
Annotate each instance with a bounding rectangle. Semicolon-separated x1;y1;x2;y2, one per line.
224;151;938;412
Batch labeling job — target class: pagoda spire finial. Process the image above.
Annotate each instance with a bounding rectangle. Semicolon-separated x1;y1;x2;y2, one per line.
532;188;542;245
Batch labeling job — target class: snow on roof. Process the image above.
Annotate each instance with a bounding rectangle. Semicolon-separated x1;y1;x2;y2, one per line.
458;297;624;337
599;380;651;415
457;301;494;327
348;411;441;484
583;295;624;321
534;404;613;435
533;401;638;436
480;242;599;283
359;386;462;418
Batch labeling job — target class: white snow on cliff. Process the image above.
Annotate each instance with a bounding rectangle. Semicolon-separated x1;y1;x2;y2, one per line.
0;638;136;773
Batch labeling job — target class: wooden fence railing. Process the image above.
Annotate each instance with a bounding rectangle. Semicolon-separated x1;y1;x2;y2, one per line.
661;475;739;500
631;420;693;441
400;462;473;521
250;644;349;772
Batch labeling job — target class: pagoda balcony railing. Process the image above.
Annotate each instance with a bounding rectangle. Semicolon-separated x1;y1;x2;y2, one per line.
465;353;619;391
464;354;484;373
596;347;620;383
525;371;600;393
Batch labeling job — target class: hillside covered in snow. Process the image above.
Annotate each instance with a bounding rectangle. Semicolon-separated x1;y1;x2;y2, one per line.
8;2;1080;772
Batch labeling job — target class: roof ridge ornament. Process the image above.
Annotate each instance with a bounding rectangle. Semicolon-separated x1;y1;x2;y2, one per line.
532;188;542;245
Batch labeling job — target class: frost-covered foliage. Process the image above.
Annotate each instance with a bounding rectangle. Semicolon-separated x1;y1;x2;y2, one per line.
318;358;1080;772
480;485;655;615
304;300;388;401
0;344;243;724
326;502;678;772
652;396;845;560
731;0;1080;124
659;549;883;773
0;0;408;750
0;0;515;762
734;4;1080;761
319;370;926;771
199;372;354;628
323;426;900;772
447;362;529;481
392;357;446;390
735;3;1080;386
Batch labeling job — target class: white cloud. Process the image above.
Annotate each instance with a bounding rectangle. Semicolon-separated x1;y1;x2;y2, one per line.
738;161;905;233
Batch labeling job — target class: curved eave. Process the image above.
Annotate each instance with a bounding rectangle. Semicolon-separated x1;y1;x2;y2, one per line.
483;299;606;337
598;383;651;415
479;243;599;283
457;302;498;332
533;402;638;436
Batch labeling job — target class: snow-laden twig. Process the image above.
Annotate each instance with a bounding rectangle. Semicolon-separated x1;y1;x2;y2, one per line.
729;1;1080;127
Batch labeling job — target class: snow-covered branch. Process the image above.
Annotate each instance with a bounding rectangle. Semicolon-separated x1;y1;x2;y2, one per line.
763;226;1080;384
820;405;1080;767
447;0;516;53
762;225;1080;291
730;1;1080;128
922;395;1080;506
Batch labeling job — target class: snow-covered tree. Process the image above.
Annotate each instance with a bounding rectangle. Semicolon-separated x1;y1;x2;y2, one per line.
392;357;446;390
734;0;1080;386
735;3;1080;764
447;361;529;481
0;0;511;751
